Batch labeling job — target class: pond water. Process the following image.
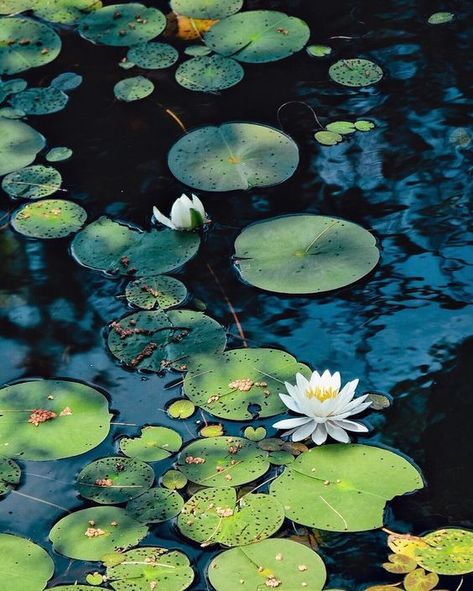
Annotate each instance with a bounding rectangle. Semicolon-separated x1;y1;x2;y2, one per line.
0;0;472;589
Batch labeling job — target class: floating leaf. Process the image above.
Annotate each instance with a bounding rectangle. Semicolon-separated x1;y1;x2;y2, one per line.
114;76;154;101
50;72;83;91
126;487;184;523
234;215;380;294
355;120;375;131
175;55;244;92
79;3;166;46
204;10;310;63
125;275;187;310
162;469;187;490
72;217;200;276
11;199;87;239
120;426;182;461
268;450;294;465
178;436;270;487
105;547;194;591
168;399;196;419
208;539;326;591
365;391;392;410
0;533;54;591
0;17;61;75
314;130;343;146
86;573;104;586
329;58;383;87
168;122;299;191
184;348;310;420
127;42;178;69
243;426;266;442
307;44;332;57
170;0;243;20
184;45;212;57
383;553;417;574
50;587;107;591
178;487;284;546
50;506;148;561
0;456;20;495
0;119;45;176
404;568;439;591
270;444;424;531
46;147;73;162
427;12;454;25
0;106;25;118
0;1;33;14
77;456;154;504
2;165;62;199
200;423;224;437
0;379;112;460
0;77;27;101
326;121;356;135
9;87;69;115
33;0;103;25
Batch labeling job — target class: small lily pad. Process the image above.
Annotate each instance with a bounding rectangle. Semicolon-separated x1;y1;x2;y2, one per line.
307;44;332;57
329;58;383;87
0;456;20;495
86;573;105;586
77;456;154;504
0;533;55;591
404;568;439;591
0;106;25;118
46;147;73;162
114;76;154;101
314;130;343;145
168;399;196;419
175;55;244;92
162;469;188;489
11;199;87;239
383;553;417;574
170;0;243;19
184;45;212;57
50;72;83;91
326;121;356;135
0;118;45;176
268;450;294;465
9;86;69;115
354;120;375;131
120;426;182;461
427;12;454;25
126;487;184;523
200;423;224;437
243;426;266;441
50;506;148;561
125;275;187;310
0;77;27;100
2;165;62;199
127;42;178;69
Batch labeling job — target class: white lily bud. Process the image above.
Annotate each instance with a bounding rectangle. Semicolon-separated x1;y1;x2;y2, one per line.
153;193;207;231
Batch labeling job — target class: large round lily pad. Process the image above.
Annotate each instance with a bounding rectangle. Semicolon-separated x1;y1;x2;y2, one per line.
106;547;194;591
175;55;244;92
0;533;55;591
204;10;310;63
71;217;200;276
2;165;62;199
9;87;69;115
234;215;380;294
0;17;61;75
127;42;178;69
107;309;226;372
329;58;383;87
168;123;299;191
178;436;270;487
171;0;242;19
11;199;87;239
0;118;45;176
270;444;424;532
178;487;284;546
183;348;311;420
126;487;184;523
77;456;154;504
79;3;166;46
125;275;187;310
208;539;326;591
114;76;154;102
0;456;20;495
50;506;148;561
0;379;112;461
120;426;182;461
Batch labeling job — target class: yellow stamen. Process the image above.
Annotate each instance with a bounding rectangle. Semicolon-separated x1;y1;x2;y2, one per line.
305;387;338;402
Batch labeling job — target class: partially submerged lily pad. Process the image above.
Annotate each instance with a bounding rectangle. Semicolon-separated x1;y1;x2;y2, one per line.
178;487;284;546
11;199;87;239
77;456;154;503
0;533;55;591
167;398;196;419
178;436;270;487
183;348;310;420
171;0;243;20
427;12;454;25
71;217;200;276
0;379;112;460
50;72;83;91
125;275;187;310
114;76;154;102
270;444;424;531
234;215;380;294
168;123;299;191
0;456;20;495
127;42;179;69
204;10;310;63
50;506;148;561
2;165;62;199
329;58;383;87
120;426;182;461
9;87;69;115
184;45;212;57
0;77;27;101
46;147;73;162
314;130;343;146
0;118;45;176
126;487;184;523
208;538;326;591
175;55;244;92
307;44;332;57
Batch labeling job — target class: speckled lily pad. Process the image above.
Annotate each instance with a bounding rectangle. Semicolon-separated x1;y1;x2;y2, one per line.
171;0;243;19
0;456;20;495
176;55;244;92
120;426;182;461
11;199;87;239
33;0;103;26
114;76;154;101
127;42;178;69
329;58;383;87
0;533;55;591
125;275;187;310
126;487;184;523
9;86;69;115
2;165;62;199
0;118;45;176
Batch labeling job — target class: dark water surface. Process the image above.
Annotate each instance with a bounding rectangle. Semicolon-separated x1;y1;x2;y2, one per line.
0;0;472;589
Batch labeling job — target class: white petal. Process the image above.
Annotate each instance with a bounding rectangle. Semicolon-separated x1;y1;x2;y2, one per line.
333;419;369;432
320;369;332;390
153;206;176;230
331;371;341;392
292;420;317;441
191;194;206;217
336;379;359;406
308;370;321;388
285;381;308;410
171;197;191;228
272;417;312;430
326;421;350;443
279;393;302;413
296;372;310;393
311;423;328;445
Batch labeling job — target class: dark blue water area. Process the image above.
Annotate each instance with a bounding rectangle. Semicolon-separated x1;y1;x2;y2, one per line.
0;0;472;589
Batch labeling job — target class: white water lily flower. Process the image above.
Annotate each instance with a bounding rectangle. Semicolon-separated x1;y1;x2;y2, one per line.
273;370;371;445
153;193;207;231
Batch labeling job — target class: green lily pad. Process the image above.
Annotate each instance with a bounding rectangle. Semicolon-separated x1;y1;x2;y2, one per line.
414;529;473;575
105;547;194;591
50;506;148;561
175;55;244;92
404;568;438;591
307;44;332;57
0;77;27;101
234;214;380;294
86;573;105;585
184;348;310;420
167;399;196;419
77;456;154;504
168;122;299;191
314;130;343;146
125;275;187;310
204;10;310;63
329;58;383;87
326;121;356;135
170;0;242;19
120;426;182;461
0;456;20;495
0;379;112;461
50;72;83;91
200;423;224;437
0;0;33;14
208;539;326;591
0;533;55;591
184;45;212;57
71;217;200;276
126;487;184;523
114;76;154;102
0;118;45;176
46;146;73;162
178;487;284;546
162;469;187;489
9;86;69;115
49;587;107;591
2;165;62;199
127;42;178;69
243;426;266;442
11;199;87;239
270;444;424;532
178;436;270;487
268;450;294;465
33;0;103;25
79;3;166;46
0;17;61;75
354;120;375;131
0;106;25;118
427;12;454;25
107;309;226;372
